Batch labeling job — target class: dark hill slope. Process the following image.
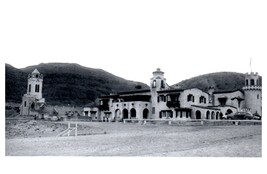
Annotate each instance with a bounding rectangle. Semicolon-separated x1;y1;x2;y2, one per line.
172;72;261;92
5;64;28;102
6;63;149;106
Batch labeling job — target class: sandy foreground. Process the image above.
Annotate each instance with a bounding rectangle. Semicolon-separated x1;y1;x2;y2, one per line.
5;121;262;157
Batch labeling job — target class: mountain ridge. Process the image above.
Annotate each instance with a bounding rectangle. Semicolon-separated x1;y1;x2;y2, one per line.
5;63;149;106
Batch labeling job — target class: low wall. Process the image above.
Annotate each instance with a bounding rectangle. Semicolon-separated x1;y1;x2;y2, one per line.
122;119;262;126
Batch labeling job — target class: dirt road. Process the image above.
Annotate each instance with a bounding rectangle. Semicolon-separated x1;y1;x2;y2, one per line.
6;122;262;157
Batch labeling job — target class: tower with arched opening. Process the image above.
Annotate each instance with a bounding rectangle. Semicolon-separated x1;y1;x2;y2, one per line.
20;69;45;116
150;68;169;119
243;72;262;116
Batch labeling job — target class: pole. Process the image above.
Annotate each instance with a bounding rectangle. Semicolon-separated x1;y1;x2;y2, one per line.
75;122;78;137
68;122;70;136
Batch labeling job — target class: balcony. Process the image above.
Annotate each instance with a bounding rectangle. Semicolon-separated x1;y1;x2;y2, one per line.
99;104;109;111
166;101;180;108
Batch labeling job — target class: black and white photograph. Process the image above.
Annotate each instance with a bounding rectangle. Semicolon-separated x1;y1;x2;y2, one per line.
1;0;266;174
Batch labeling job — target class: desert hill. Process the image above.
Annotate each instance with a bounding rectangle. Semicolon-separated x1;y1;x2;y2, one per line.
172;71;262;92
5;63;149;106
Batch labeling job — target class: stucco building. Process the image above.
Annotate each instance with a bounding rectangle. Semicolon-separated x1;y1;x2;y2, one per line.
84;68;262;121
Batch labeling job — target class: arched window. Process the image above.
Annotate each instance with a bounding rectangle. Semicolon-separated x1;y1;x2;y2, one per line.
152;80;156;88
187;94;194;102
24;101;27;107
35;84;40;92
28;84;31;92
199;96;206;103
250;79;255;86
161;80;165;88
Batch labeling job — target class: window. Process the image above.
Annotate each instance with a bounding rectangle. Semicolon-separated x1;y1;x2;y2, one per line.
159;95;166;102
24;101;27;107
161;80;165;88
251;79;255;86
28;84;31;92
35;84;40;92
152;80;156;88
187;94;194;102
257;94;260;99
246;79;248;86
199;96;206;103
152;107;155;114
218;98;227;106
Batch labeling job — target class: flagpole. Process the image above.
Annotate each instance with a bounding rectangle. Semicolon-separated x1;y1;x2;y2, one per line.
250;57;252;73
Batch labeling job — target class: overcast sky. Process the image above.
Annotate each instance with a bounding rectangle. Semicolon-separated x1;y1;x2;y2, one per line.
1;0;266;85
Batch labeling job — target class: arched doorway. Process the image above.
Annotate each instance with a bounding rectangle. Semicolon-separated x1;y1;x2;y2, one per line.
130;108;136;119
226;109;233;115
31;102;35;109
115;109;121;121
196;110;201;119
143;109;149;119
206;111;210;119
211;111;215;119
123;109;128;119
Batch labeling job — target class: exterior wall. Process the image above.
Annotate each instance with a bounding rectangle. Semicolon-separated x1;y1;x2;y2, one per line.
110;101;151;120
83;107;99;120
214;91;245;109
191;106;221;120
244;89;262;116
180;88;209;108
243;72;262;116
27;75;43;100
174;110;191;120
20;95;36;115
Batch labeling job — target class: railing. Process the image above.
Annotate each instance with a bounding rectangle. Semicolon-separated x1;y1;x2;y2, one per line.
166;101;180;108
56;122;78;137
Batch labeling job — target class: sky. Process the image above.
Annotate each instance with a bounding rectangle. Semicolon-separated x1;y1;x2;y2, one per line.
0;0;267;172
1;0;266;86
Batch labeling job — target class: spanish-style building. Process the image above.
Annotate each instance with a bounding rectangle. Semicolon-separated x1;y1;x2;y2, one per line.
84;68;262;121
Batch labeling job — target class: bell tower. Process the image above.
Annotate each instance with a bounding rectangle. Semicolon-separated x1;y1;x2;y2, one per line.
243;72;262;116
21;69;45;116
27;69;43;99
150;68;168;91
150;68;168;119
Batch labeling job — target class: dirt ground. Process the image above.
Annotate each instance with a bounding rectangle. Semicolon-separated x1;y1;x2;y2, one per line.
5;120;262;157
